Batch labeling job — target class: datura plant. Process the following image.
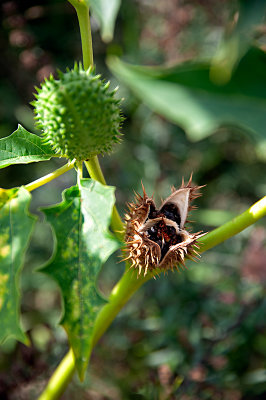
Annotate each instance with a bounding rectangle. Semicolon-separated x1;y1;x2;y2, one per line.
0;1;265;400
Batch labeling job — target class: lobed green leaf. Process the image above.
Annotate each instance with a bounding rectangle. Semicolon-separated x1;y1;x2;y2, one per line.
0;125;58;169
109;47;266;141
41;179;120;379
0;187;36;344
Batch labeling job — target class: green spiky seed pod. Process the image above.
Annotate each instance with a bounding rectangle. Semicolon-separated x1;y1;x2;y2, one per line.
33;64;123;161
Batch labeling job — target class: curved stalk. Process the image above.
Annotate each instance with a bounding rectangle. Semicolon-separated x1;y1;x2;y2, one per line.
38;195;266;400
38;349;75;400
68;0;93;70
84;157;107;185
25;160;75;192
199;196;266;251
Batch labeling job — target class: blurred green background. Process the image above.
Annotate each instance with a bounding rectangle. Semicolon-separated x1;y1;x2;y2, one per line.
0;0;266;399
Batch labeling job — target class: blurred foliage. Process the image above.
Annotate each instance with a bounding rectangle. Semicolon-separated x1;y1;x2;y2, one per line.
0;0;266;399
109;47;266;141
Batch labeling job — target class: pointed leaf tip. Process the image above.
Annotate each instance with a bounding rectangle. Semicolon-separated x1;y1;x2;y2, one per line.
0;125;58;169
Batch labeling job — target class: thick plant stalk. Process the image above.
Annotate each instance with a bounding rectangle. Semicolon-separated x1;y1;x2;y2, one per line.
199;196;266;251
38;195;266;400
68;0;93;68
38;350;75;400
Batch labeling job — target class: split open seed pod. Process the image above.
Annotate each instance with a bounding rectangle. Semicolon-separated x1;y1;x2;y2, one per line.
124;176;205;276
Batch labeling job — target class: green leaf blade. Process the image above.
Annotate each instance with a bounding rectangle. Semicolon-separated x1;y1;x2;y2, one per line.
0;187;36;344
41;180;120;379
211;0;266;84
87;0;121;42
108;47;266;141
0;125;57;169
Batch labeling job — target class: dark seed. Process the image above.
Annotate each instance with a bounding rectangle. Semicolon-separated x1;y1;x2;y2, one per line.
148;203;158;219
160;243;170;260
147;225;159;241
161;203;181;226
171;233;184;245
166;226;176;236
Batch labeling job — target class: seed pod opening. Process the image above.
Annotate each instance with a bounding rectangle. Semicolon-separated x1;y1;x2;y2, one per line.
124;176;205;276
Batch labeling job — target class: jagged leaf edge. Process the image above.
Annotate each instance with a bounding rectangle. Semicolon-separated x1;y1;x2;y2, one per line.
0;186;36;345
0;124;59;169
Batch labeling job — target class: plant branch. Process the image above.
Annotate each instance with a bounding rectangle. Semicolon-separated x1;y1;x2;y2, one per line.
198;196;266;252
38;195;266;400
38;349;75;400
25;160;75;192
84;157;106;184
68;0;93;69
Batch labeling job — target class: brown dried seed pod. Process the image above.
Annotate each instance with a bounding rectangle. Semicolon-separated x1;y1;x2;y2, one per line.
124;176;205;276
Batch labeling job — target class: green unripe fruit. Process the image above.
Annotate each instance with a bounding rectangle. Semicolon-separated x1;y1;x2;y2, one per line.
33;64;123;161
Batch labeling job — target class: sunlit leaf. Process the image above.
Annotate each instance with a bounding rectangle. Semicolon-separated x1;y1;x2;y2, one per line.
41;179;120;379
0;187;36;344
109;47;266;141
243;369;266;385
0;125;57;169
86;0;121;42
211;0;266;84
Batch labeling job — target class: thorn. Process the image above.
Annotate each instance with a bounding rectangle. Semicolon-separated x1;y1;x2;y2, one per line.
144;264;149;276
188;172;193;186
120;255;132;263
140;180;149;199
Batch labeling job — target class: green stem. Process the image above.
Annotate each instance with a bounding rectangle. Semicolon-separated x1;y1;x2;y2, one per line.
38;195;266;400
68;0;93;69
199;196;266;252
25;160;75;192
91;267;151;345
85;158;125;240
38;267;149;400
76;161;83;187
84;157;106;185
38;349;75;400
